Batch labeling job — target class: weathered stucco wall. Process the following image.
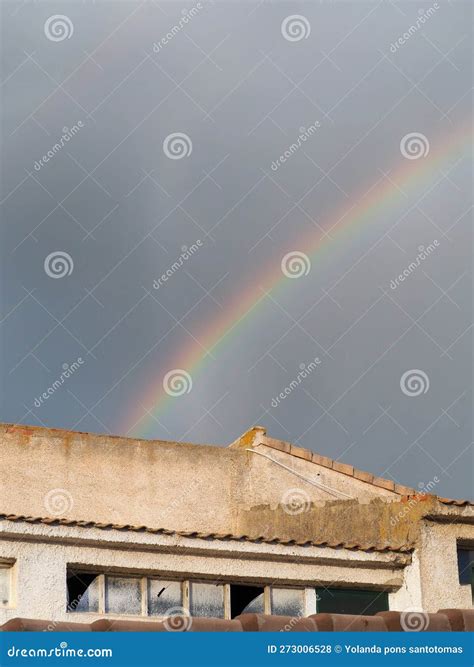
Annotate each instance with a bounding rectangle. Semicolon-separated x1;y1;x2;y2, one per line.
0;425;236;533
0;424;400;540
3;424;467;552
0;521;407;624
418;522;473;611
234;496;436;550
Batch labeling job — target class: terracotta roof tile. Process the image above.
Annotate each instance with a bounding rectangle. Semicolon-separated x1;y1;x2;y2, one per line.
3;611;473;632
353;469;374;484
311;453;333;468
258;437;474;506
332;461;354;476
0;513;412;554
372;477;396;492
290;445;313;461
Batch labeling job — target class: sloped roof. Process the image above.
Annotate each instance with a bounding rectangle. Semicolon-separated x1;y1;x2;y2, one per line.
245;429;474;507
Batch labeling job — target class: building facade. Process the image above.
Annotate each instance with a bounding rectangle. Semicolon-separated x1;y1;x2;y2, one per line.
0;423;472;627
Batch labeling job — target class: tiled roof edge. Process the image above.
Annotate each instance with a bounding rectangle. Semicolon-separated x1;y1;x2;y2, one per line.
0;513;412;554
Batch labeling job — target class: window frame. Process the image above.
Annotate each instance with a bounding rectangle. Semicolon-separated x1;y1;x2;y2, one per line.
456;545;474;603
66;567;390;619
0;561;14;608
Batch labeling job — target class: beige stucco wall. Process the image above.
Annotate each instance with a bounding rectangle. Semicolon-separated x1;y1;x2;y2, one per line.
0;425;399;540
242;444;397;504
0;425;234;533
417;521;473;611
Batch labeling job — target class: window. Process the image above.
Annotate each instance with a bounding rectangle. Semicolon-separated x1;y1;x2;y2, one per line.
457;547;474;601
271;587;305;617
105;576;142;615
148;579;182;616
67;569;390;619
67;571;100;612
0;564;12;606
230;585;264;617
189;582;225;618
316;588;389;615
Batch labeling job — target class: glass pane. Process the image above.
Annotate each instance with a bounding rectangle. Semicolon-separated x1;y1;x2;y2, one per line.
72;574;100;613
316;588;388;615
189;582;225;618
230;585;264;617
457;548;474;584
0;567;10;606
271;588;305;616
105;576;141;615
241;592;264;614
148;579;182;616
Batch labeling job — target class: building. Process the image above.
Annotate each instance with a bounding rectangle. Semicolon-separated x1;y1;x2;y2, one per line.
0;423;472;629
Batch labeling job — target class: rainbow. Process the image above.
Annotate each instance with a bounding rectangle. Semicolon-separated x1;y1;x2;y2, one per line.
123;121;472;437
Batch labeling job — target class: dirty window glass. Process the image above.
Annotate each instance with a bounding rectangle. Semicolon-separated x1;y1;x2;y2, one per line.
0;567;10;606
71;573;100;613
189;582;225;618
105;576;141;615
148;579;182;616
271;588;305;616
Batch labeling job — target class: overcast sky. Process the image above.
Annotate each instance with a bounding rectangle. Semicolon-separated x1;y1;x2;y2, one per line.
1;0;472;498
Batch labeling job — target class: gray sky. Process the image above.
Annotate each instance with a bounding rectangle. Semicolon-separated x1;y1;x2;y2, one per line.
1;0;472;499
